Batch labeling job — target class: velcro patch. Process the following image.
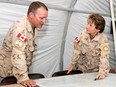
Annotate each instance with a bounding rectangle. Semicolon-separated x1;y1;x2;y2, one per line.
17;33;28;43
75;36;80;44
100;43;109;55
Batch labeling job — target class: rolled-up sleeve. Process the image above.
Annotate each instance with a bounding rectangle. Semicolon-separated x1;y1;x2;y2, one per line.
71;40;81;69
99;40;110;76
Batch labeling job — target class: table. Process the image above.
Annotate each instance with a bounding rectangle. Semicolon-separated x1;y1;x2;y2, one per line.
35;73;116;87
0;73;115;87
0;84;23;87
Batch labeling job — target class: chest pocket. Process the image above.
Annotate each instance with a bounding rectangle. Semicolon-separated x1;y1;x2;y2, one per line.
86;41;101;57
26;31;35;52
81;44;87;55
29;43;34;52
92;46;101;56
27;38;35;52
25;39;34;66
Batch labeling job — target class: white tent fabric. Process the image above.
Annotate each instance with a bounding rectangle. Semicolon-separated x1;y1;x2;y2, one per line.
63;0;116;69
0;0;115;77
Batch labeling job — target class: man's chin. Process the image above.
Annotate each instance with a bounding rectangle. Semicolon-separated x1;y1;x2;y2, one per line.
36;26;42;28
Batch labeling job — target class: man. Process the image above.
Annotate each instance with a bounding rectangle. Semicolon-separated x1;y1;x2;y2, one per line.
0;1;48;87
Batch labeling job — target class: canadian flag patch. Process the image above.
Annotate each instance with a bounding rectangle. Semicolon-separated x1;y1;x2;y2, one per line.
75;36;80;44
17;33;28;43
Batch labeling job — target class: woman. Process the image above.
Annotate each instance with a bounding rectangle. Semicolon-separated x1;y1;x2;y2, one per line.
53;13;110;80
67;13;110;80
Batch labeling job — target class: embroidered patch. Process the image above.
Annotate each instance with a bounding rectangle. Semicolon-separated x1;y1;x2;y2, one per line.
75;36;80;44
17;33;28;43
100;43;109;55
15;40;24;48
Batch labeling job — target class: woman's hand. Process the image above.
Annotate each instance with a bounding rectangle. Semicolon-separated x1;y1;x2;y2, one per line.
66;67;73;74
96;73;106;80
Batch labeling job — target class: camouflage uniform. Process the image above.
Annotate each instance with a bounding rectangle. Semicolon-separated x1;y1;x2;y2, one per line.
71;29;110;75
0;16;37;83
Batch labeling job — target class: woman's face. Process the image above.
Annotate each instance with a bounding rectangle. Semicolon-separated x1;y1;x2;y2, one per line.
86;19;100;35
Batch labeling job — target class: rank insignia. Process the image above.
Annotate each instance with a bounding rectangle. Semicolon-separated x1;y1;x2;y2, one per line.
17;33;28;43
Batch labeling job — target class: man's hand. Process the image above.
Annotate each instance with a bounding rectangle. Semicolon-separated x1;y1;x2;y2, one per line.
21;79;36;87
95;73;106;80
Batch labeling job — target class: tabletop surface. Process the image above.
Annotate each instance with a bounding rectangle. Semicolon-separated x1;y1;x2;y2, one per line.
0;73;115;87
35;73;116;87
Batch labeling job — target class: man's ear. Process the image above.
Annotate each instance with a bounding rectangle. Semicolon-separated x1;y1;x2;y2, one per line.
29;12;34;18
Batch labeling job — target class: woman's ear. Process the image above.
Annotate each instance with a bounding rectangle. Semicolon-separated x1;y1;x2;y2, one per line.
97;29;100;33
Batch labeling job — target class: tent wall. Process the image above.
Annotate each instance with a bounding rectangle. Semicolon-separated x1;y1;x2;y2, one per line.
63;0;116;69
0;0;115;77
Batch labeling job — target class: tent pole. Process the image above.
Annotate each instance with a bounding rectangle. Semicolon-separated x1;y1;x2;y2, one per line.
109;0;116;57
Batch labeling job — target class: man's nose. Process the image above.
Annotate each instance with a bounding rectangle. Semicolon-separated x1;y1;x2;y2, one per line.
42;18;46;24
